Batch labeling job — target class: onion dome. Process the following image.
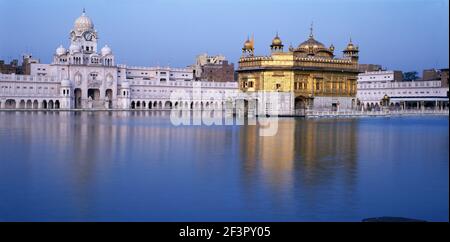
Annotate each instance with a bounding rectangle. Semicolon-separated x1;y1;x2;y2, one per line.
345;38;358;51
329;44;335;52
74;9;94;32
243;38;253;50
56;45;66;56
101;45;112;56
272;33;282;46
298;36;326;50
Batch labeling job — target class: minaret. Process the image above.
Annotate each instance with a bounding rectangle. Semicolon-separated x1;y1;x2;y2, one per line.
343;37;359;62
270;32;284;53
242;34;255;57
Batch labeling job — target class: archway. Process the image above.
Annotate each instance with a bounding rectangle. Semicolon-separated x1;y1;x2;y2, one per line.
5;99;16;109
131;101;136;109
48;100;54;109
165;101;172;109
105;89;113;109
19;100;26;109
42;100;48;109
74;88;82;109
26;100;32;109
32;100;38;109
294;96;307;115
88;89;100;100
55;100;60;109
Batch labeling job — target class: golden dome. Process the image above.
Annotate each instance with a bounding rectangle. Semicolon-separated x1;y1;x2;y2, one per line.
298;36;326;50
345;38;358;51
272;33;283;46
243;37;254;50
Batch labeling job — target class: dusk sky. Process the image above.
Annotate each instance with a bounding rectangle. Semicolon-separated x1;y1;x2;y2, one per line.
0;0;448;73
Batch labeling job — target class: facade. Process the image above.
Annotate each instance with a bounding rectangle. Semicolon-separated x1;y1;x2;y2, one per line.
192;54;235;82
237;28;360;115
357;70;449;110
0;10;238;110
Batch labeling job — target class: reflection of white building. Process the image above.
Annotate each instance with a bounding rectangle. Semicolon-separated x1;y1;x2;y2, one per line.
0;10;238;110
357;70;449;110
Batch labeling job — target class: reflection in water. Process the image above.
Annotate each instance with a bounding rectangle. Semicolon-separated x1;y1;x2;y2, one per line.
0;111;447;221
239;118;358;220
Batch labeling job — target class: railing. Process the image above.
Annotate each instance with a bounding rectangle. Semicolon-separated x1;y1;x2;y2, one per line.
304;109;449;117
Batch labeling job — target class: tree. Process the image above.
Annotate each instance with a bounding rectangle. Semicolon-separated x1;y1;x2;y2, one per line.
403;71;419;81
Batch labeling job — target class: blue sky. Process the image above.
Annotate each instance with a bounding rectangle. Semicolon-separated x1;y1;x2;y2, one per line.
0;0;448;73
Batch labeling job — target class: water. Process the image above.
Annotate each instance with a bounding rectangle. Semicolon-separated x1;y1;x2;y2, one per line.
0;111;448;221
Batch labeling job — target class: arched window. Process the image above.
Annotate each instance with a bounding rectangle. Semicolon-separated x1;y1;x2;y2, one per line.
75;73;82;85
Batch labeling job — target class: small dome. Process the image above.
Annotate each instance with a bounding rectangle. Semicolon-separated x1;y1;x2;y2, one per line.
329;44;335;52
56;45;66;56
101;45;112;56
74;9;94;32
243;39;252;50
272;33;283;46
345;38;358;51
69;44;81;53
61;79;71;87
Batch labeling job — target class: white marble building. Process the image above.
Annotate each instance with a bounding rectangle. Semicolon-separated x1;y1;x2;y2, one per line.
357;70;449;110
0;10;238;110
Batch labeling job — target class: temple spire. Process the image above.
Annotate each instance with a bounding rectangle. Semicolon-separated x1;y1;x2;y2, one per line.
309;22;314;38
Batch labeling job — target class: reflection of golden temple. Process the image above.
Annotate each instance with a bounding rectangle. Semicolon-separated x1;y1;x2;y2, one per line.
238;26;360;113
240;118;358;188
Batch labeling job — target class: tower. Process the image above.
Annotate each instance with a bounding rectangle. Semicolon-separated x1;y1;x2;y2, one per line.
270;32;284;53
242;35;254;57
343;38;359;62
70;9;98;54
60;79;73;109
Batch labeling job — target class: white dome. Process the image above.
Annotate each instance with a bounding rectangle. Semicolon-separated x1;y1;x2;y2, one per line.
69;44;81;53
60;79;71;87
101;45;112;56
56;45;66;56
74;10;94;32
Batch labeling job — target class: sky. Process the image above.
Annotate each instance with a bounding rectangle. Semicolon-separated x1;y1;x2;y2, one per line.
0;0;448;73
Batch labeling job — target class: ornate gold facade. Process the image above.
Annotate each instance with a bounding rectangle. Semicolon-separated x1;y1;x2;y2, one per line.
238;28;360;110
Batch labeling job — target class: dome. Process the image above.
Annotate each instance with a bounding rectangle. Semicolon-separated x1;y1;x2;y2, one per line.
271;33;283;46
56;45;66;56
243;39;253;50
74;9;94;32
345;38;358;51
69;43;81;53
60;79;71;87
101;45;112;56
298;36;326;50
329;44;335;52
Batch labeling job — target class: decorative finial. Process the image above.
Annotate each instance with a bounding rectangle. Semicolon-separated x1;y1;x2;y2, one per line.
276;31;279;37
82;8;86;15
349;36;352;43
309;22;314;38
